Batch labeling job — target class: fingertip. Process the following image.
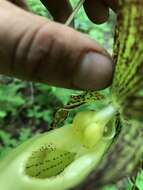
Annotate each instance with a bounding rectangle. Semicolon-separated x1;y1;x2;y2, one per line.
73;52;113;90
27;23;113;90
84;0;109;24
40;0;72;23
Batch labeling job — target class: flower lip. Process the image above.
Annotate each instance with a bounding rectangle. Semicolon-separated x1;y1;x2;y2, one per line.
25;145;76;179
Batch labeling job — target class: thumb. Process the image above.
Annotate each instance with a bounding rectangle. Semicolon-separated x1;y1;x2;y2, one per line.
0;0;113;90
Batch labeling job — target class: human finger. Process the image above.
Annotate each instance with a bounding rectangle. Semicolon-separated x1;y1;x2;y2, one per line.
83;0;109;24
40;0;72;23
83;0;118;24
0;0;113;90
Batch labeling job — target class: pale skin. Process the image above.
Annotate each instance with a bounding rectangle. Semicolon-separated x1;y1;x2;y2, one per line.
0;0;118;90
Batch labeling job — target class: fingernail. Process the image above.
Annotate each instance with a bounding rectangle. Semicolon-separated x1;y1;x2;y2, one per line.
73;52;113;90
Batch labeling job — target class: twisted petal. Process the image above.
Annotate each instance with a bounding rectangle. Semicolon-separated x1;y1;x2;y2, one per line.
111;0;143;119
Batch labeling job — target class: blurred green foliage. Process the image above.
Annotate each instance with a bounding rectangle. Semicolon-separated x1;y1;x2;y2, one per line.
0;0;142;189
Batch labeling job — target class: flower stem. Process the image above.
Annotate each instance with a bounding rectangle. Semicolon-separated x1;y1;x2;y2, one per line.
65;0;85;26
